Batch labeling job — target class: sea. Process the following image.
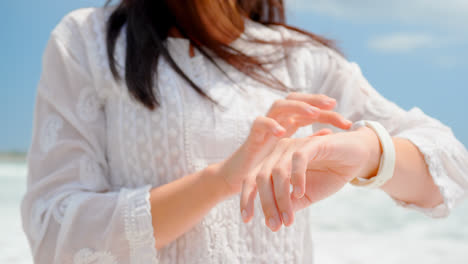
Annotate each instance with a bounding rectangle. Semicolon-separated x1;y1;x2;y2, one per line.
1;159;467;264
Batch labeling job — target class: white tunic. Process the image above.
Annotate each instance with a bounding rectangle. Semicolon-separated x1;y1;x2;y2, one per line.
21;7;468;264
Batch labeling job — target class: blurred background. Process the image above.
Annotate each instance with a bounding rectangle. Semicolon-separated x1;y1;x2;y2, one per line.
1;0;467;263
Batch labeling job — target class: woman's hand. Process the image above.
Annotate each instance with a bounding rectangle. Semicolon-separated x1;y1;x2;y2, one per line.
241;127;382;231
146;93;351;248
214;93;352;195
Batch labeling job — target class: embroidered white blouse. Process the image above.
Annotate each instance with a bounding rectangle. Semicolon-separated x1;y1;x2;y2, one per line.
21;7;468;264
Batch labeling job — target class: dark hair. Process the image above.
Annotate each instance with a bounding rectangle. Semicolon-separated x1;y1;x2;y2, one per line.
106;0;335;110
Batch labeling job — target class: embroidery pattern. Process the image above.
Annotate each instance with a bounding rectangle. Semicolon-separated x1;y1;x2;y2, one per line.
123;188;158;264
74;248;118;264
40;114;64;153
77;89;101;122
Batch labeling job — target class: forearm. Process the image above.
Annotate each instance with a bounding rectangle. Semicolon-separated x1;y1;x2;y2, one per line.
360;128;443;208
149;163;232;249
381;138;443;208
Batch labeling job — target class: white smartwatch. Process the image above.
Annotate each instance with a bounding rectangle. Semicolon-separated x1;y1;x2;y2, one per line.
350;120;396;188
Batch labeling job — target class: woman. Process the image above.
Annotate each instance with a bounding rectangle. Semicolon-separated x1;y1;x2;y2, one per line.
21;0;468;263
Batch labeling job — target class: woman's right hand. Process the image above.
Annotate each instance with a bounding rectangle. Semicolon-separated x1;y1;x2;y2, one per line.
212;93;352;196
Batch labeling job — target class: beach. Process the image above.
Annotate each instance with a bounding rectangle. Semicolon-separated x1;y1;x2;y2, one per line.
1;156;467;264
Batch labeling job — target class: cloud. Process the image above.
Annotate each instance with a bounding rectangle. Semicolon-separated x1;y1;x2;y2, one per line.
368;33;435;53
287;0;468;28
286;0;467;68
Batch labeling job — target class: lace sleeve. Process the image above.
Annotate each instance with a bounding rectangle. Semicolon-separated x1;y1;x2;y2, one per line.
301;48;468;218
21;12;157;263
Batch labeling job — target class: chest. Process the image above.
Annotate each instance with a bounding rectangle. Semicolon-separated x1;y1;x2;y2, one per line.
102;62;305;189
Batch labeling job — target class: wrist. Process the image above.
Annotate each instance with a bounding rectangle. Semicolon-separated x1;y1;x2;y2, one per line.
202;162;238;200
356;126;383;180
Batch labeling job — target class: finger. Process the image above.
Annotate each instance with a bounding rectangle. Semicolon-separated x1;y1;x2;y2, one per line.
291;170;323;212
286;92;337;110
240;179;257;223
292;111;351;130
308;128;333;138
272;153;295;226
292;170;346;211
290;149;309;199
267;99;320;119
290;139;325;199
257;174;282;232
316;111;352;130
248;116;286;145
291;195;313;212
255;139;290;231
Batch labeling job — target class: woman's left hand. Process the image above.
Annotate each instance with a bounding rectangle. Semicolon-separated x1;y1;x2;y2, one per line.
240;126;383;231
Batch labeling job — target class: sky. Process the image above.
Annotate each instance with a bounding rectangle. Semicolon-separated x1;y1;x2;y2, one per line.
1;0;467;152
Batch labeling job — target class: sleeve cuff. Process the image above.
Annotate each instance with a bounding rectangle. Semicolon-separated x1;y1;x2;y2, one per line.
122;186;158;263
394;133;465;218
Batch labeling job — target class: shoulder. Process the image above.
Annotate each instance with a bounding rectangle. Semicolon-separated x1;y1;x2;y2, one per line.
242;20;327;52
47;6;122;96
51;7;101;45
46;7;109;66
38;7;120;105
58;7;98;28
241;19;349;68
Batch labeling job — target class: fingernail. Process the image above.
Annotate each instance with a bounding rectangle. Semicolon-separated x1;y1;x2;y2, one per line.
293;185;302;198
242;209;248;221
268;216;280;229
273;126;285;136
307;106;319;115
282;212;289;225
324;98;336;106
345;120;353;126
